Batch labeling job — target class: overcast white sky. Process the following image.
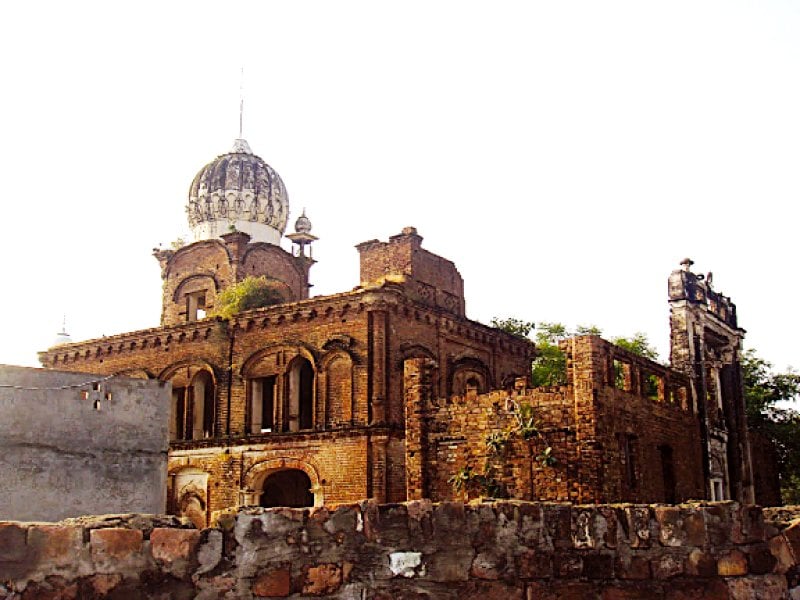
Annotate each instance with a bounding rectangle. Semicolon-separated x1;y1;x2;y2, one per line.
0;1;797;373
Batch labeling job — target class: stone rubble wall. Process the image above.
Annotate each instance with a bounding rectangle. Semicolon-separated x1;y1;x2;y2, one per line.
2;501;800;599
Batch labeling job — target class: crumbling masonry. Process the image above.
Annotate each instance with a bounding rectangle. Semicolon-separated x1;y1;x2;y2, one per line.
38;137;761;527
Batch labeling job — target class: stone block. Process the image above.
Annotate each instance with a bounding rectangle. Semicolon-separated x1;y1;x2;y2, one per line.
0;523;28;562
89;528;143;571
768;532;795;574
151;528;201;562
582;553;614;579
652;553;684;579
782;520;800;563
471;550;506;580
682;510;707;547
601;585;657;600
664;579;730;600
253;567;291;597
527;581;598;600
614;555;651;580
516;550;552;579
302;563;343;596
655;506;684;547
195;529;223;576
747;543;778;575
717;549;748;577
88;574;123;596
426;547;474;582
554;552;582;578
726;574;787;600
462;580;524;600
27;526;83;567
623;507;652;549
685;549;716;578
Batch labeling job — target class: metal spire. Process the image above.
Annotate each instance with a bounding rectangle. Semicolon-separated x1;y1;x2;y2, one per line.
239;66;244;139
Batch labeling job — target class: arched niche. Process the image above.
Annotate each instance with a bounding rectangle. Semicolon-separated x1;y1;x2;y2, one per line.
171;467;209;528
450;356;491;396
319;350;355;427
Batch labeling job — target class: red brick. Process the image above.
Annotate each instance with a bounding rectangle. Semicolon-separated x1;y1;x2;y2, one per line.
717;549;747;577
302;563;342;596
253;568;291;597
90;528;143;562
150;528;201;563
27;526;82;566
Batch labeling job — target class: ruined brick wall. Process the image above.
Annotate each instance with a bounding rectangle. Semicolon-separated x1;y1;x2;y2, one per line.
404;337;704;505
750;430;783;507
357;227;466;316
1;501;798;599
571;336;706;504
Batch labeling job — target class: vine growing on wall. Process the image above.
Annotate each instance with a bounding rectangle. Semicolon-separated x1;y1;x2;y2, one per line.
448;399;556;499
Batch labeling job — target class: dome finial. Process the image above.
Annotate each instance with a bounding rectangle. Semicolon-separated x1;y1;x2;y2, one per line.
239;66;244;139
52;314;72;347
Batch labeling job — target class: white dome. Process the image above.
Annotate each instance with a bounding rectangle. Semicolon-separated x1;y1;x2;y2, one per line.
186;139;289;245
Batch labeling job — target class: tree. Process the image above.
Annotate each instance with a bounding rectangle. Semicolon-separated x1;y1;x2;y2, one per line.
611;332;660;362
490;317;534;339
741;348;800;503
530;322;570;387
210;276;285;320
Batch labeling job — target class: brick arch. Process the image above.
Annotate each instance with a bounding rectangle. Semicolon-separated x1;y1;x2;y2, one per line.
163;239;233;280
240;343;318;377
449;355;492;396
242;458;323;507
113;367;155;379
158;359;218;385
396;343;436;371
171;273;221;303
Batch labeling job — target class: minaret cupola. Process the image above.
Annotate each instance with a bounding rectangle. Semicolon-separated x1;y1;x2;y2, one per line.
186;139;289;245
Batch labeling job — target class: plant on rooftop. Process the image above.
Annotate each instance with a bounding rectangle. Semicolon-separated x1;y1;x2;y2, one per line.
210;276;284;320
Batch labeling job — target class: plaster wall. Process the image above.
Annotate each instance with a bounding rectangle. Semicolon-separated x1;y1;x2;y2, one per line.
0;365;170;522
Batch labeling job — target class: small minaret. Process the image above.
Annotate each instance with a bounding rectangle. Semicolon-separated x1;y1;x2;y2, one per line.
286;209;317;259
286;209;317;294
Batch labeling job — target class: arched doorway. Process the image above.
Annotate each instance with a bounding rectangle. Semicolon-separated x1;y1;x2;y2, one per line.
260;469;314;508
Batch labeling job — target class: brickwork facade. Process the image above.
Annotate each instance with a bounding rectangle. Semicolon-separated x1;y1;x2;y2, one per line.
404;336;705;505
36;136;763;523
40;229;532;525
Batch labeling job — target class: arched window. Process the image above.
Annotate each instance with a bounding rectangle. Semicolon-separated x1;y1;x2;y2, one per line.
166;368;215;441
288;357;314;431
260;469;314;508
191;371;215;439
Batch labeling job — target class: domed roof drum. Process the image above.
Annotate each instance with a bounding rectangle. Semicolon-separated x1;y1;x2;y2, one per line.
186;139;289;245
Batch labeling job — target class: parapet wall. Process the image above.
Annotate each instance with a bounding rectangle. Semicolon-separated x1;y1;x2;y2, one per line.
2;501;799;599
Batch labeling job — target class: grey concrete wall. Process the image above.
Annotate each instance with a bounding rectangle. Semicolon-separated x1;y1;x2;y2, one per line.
0;365;170;521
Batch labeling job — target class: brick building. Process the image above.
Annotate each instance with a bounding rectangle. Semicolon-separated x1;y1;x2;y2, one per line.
39;138;756;524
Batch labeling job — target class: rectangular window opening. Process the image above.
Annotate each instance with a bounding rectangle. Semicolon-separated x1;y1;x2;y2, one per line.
644;373;661;400
613;360;628;391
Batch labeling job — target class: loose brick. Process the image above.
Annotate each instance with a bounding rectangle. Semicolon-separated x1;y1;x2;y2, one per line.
717;549;748;577
253;568;291;597
302;563;342;596
90;528;143;565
